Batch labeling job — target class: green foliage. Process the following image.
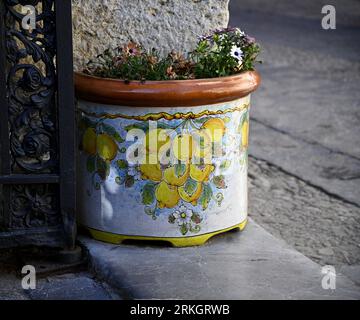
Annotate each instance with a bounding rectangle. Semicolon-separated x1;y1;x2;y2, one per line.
84;27;261;81
116;159;128;169
142;182;156;205
190;27;261;79
199;183;213;210
96;157;110;180
86;155;96;173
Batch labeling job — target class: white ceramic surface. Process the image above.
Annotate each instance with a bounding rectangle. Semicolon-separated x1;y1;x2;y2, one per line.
77;95;251;238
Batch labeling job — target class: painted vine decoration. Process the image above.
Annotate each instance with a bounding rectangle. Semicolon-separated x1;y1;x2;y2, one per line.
79;106;250;236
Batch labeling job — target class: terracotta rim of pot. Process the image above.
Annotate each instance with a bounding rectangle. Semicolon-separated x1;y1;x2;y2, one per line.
74;70;261;107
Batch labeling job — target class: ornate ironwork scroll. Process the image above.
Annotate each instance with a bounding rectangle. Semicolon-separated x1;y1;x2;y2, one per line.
10;184;60;229
6;0;58;174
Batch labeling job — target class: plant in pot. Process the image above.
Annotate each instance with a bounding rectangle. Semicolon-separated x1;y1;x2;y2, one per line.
75;27;261;247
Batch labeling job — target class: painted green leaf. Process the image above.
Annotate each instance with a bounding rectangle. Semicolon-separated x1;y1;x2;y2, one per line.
237;110;249;133
184;178;198;196
212;175;226;189
220;160;231;170
199;183;213;210
101;123;117;136
124;175;135;188
125;122;148;131
86;155;96;173
180;224;188;235
97;157;110;180
174;163;186;177
223;116;231;123
157;123;173;129
119;147;127;153
193;117;208;125
113;131;124;143
79;117;97;130
116;159;128;169
142;182;155;205
168;214;176;224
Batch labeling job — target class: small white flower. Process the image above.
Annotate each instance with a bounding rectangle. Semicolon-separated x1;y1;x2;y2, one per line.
235;28;245;36
218;34;226;41
230;45;243;64
173;205;193;226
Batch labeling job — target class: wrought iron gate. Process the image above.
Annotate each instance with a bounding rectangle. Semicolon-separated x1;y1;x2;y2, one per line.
0;0;76;249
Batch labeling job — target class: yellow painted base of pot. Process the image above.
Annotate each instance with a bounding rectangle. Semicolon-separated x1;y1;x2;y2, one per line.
87;219;248;247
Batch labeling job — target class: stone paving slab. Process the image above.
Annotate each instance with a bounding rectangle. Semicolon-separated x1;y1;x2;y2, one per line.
230;1;360;208
0;271;121;300
27;273;121;300
249;120;360;207
248;157;360;267
339;265;360;287
79;219;360;300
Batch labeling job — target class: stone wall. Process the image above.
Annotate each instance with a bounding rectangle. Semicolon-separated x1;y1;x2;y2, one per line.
72;0;230;70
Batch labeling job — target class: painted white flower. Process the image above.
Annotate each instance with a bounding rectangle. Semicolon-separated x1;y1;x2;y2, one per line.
128;165;141;180
224;133;241;157
230;45;243;65
225;132;239;147
173;205;193;226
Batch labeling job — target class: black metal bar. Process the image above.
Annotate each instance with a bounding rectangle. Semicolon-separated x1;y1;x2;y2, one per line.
0;174;60;184
0;0;10;175
55;0;76;249
0;0;10;231
0;226;66;249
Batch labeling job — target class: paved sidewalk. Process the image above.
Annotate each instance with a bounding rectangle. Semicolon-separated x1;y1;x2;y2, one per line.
0;271;121;300
0;248;121;300
79;219;360;300
230;1;360;206
228;0;360;273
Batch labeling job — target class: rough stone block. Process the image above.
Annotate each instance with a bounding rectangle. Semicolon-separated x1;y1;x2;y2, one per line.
72;0;230;70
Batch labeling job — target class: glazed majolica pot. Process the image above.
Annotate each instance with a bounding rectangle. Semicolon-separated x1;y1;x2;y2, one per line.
75;71;260;247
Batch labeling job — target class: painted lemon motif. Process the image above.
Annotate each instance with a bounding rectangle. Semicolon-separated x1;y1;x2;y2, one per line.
190;164;214;182
163;164;190;186
82;128;97;155
178;179;203;205
96;134;118;161
140;164;162;182
172;134;193;162
241;120;249;148
155;181;180;208
192;129;212;160
202;118;226;142
145;129;171;153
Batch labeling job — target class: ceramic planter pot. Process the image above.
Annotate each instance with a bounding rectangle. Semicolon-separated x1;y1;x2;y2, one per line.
75;71;260;247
